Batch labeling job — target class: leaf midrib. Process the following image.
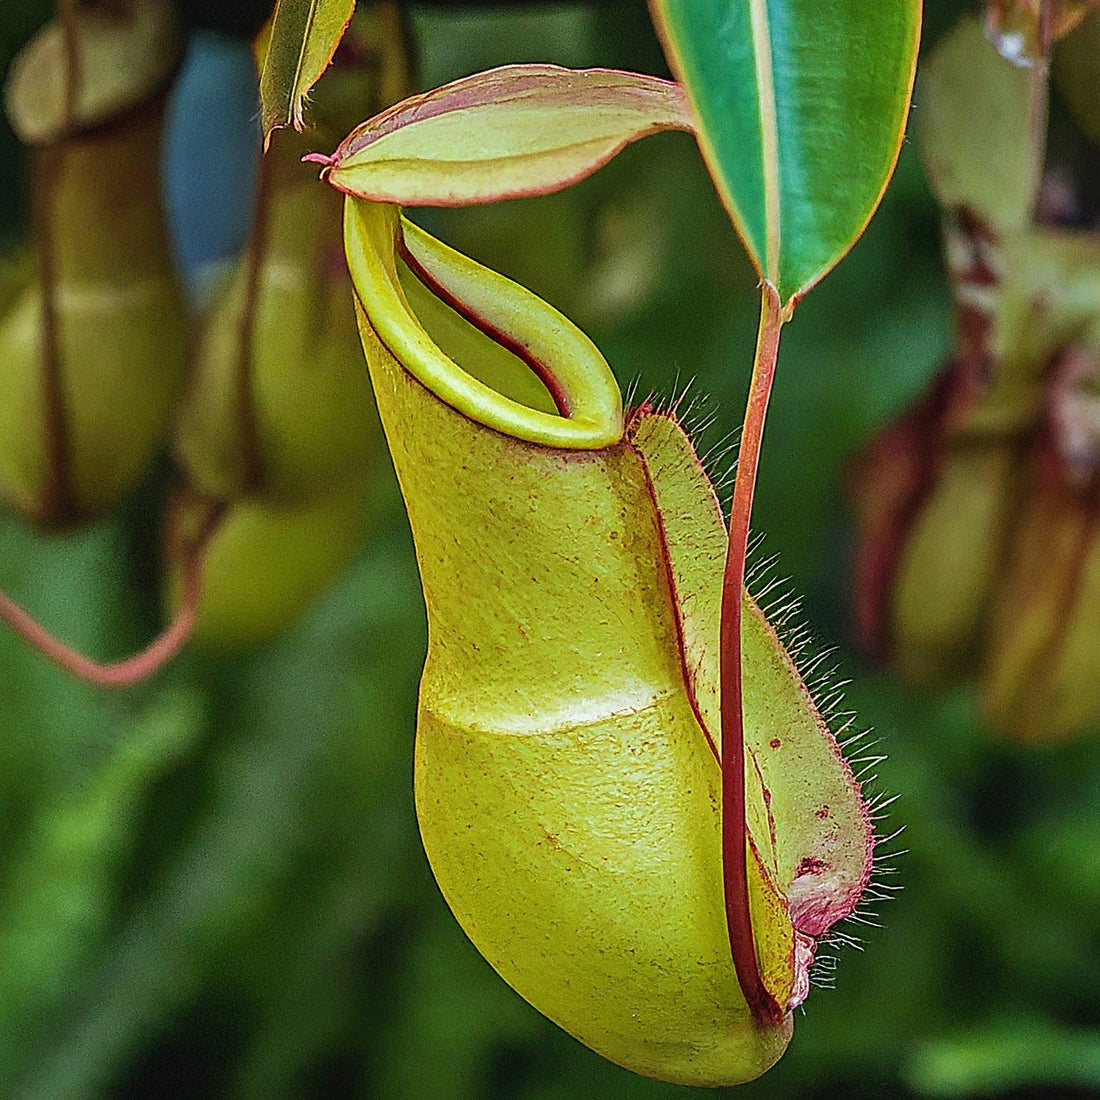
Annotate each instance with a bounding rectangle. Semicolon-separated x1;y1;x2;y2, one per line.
289;0;321;125
749;0;780;283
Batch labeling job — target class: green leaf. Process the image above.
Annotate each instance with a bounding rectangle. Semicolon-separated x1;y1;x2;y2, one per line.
649;0;921;304
259;0;356;145
314;65;695;205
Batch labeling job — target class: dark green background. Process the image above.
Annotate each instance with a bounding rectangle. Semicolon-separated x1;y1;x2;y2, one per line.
1;3;1097;1097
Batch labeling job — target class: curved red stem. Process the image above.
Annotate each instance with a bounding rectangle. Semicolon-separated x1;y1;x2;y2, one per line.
720;281;785;1026
0;506;221;688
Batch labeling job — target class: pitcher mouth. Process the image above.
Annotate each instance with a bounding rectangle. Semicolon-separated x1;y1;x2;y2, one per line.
343;196;624;449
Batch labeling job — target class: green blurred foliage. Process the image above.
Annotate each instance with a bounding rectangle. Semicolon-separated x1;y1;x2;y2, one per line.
1;2;1098;1098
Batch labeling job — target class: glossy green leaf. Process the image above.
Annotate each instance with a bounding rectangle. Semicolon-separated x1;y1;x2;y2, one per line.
342;195;873;1085
312;65;694;205
649;0;920;304
259;0;356;145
